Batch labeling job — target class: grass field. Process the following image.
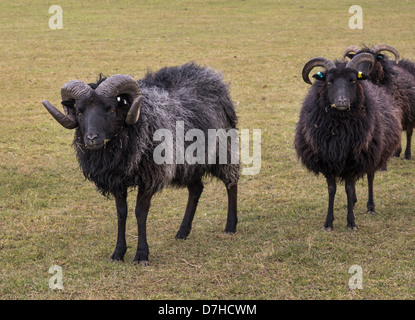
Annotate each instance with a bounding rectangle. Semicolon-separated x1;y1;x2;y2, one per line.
1;0;414;300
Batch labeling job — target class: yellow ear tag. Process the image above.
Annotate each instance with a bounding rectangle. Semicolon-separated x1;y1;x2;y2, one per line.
357;71;363;79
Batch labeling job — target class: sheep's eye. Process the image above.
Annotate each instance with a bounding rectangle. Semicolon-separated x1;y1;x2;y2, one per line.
116;97;128;105
327;81;333;85
107;107;115;113
77;111;82;116
351;79;357;83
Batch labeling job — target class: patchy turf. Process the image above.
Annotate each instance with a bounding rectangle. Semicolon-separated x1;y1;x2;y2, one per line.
0;0;414;299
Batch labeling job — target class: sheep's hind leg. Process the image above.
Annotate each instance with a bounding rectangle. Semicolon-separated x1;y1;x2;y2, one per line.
404;127;413;160
109;190;128;262
366;171;376;215
345;178;358;230
224;184;238;234
323;176;336;231
175;181;204;240
133;191;153;266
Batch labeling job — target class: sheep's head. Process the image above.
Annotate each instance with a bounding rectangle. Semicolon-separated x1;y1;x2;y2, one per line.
342;44;400;82
302;53;375;111
42;75;142;150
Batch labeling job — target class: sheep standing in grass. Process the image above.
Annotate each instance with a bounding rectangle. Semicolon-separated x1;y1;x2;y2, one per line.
42;63;239;265
343;44;415;159
295;54;402;230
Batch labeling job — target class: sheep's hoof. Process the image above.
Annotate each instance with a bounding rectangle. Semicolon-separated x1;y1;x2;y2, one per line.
109;258;124;263
347;226;358;231
175;229;190;240
367;210;376;215
322;226;333;232
133;260;149;267
109;251;126;263
224;226;237;234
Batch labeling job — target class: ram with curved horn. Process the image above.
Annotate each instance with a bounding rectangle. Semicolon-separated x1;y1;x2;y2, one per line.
295;54;402;231
343;44;415;159
343;44;400;64
41;63;240;266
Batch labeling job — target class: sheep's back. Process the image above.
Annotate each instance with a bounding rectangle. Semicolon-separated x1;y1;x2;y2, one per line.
390;63;415;130
133;64;240;192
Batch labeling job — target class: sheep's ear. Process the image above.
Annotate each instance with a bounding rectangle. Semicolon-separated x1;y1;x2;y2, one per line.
312;71;326;81
357;71;369;81
376;54;384;61
61;99;75;109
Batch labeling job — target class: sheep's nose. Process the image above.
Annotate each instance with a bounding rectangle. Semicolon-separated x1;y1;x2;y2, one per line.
335;97;350;109
336;97;348;105
86;134;98;142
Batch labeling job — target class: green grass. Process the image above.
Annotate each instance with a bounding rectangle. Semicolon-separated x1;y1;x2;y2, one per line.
1;0;415;299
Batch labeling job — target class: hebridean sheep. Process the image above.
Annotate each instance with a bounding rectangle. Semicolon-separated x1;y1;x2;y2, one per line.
295;53;402;230
343;44;415;159
42;62;239;265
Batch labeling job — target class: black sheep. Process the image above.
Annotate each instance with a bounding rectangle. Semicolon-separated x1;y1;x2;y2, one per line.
295;53;402;230
343;44;415;159
42;63;239;265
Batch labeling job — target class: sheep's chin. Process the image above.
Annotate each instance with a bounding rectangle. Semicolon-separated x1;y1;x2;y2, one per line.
85;141;105;150
336;106;349;111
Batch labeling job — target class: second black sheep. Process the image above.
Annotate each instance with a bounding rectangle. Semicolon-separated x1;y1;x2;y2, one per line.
295;53;402;230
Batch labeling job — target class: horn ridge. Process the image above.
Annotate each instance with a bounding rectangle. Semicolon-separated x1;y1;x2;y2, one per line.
95;74;142;99
61;80;93;101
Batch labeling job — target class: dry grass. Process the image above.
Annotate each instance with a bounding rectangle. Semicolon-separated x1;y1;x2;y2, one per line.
1;0;414;300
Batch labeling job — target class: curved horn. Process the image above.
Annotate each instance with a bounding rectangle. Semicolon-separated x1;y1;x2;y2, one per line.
370;44;400;64
96;74;143;125
61;80;93;101
125;96;143;125
346;53;375;74
42;99;78;129
343;45;360;59
302;57;336;85
95;74;141;99
42;80;92;129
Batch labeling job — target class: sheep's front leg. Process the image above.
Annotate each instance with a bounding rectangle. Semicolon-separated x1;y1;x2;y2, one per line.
133;191;153;266
345;178;358;230
323;175;336;231
110;190;128;262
